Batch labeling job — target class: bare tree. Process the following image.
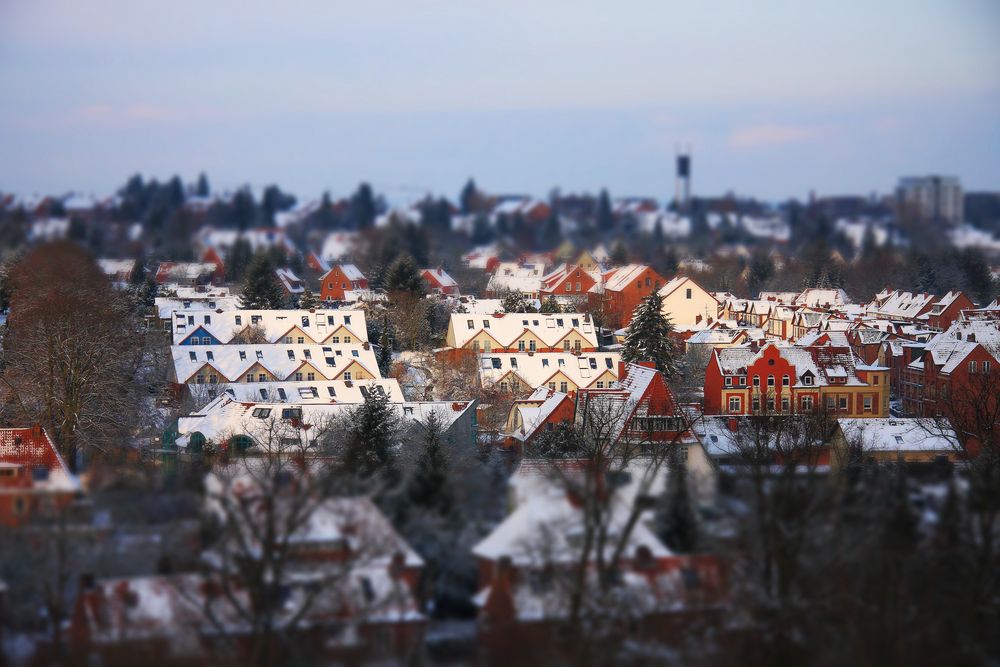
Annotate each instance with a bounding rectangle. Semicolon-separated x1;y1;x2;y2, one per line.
229;322;269;344
0;243;147;470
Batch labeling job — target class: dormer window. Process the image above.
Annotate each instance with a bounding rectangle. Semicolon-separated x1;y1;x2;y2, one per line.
235;315;242;326
256;350;264;360
239;351;247;360
802;373;814;386
189;351;197;362
206;351;214;361
467;320;474;330
288;350;295;360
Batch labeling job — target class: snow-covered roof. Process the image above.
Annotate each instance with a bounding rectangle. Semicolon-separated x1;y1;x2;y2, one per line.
97;258;136;283
172;309;368;345
275;268;304;294
421;267;457;288
594;264;653;293
838;418;959;453
320;231;359;262
171;343;381;384
212;378;405;404
478;352;621;391
794;288;851;308
505;388;571;443
448;312;598;349
914;320;1000;374
486;262;546;295
175;395;473;450
0;426;80;494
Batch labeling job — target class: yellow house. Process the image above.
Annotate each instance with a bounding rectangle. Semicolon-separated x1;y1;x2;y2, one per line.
658;276;719;327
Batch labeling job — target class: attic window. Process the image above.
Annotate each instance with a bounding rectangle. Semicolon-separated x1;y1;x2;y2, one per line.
483;320;490;329
572;318;579;327
327;386;336;397
204;315;211;324
605;358;613;369
256;350;264;360
491;358;501;369
252;408;271;419
288;350;295;360
327;316;335;325
467;320;474;330
343;316;351;325
894;435;903;445
259;389;268;400
235;315;242;326
556;319;564;327
403;406;414;415
542;359;549;367
239;351;247;360
510;358;518;368
277;388;287;400
304;349;312;359
532;320;539;326
301;316;309;327
589;358;597;369
522;320;529;325
206;351;214;361
558;359;565;367
189;351;197;361
351;350;359;357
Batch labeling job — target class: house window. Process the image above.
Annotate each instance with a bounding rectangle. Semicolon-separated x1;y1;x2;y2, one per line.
284;336;293;344
529;340;536;352
752;397;761;412
801;396;813;411
968;360;977;373
189;351;197;361
781;397;790;412
246;373;254;382
235;315;242;326
766;397;775;411
725;377;732;387
728;396;741;413
802;374;813;386
344;336;351;343
549;382;556;390
258;373;267;382
575;282;581;291
519;340;526;352
566;283;572;292
753;376;760;387
563;341;570;351
839;397;848;411
484;341;492;352
467;320;474;330
483;320;490;329
297;336;305;344
500;382;508;393
343;372;352;381
196;374;205;384
782;375;790;386
307;372;315;381
472;341;480;352
295;372;303;381
984;361;992;373
863;396;873;411
825;396;836;410
559;381;568;392
204;315;211;324
288;350;295;360
767;375;775;387
331;336;340;344
209;374;217;383
597;381;604;388
686;288;692;299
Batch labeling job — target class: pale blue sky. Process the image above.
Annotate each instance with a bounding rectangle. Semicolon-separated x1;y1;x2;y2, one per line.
1;0;998;203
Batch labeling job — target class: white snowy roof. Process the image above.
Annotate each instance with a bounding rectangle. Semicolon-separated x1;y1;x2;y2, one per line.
421;267;457;288
838;418;959;453
320;231;359;262
213;378;404;404
448;312;598;349
172;309;367;345
486;262;546;295
171;343;381;384
478;352;621;391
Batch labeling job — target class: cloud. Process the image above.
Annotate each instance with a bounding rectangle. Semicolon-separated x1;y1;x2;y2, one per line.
729;123;819;148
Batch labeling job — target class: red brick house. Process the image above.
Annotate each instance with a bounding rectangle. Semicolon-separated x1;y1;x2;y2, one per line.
704;337;889;417
420;267;459;295
587;264;665;329
320;264;368;302
0;425;80;527
539;264;598;302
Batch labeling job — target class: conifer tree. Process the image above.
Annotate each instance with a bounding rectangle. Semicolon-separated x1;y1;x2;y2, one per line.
343;392;400;481
597;189;615;233
383;255;425;296
655;459;698;553
406;412;456;519
238;253;286;310
297;286;319;309
500;289;536;313
540;296;562;314
610;239;628;266
621;292;678;379
377;323;393;377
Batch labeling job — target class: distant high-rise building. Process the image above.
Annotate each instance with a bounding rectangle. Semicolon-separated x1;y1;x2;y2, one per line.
896;175;963;225
675;149;692;211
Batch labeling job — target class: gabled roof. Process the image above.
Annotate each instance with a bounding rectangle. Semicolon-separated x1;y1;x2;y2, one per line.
0;426;80;493
217;378;405;404
593;264;653;293
478;352;620;390
450;312;598;349
915;320;1000;374
506;387;572;443
658;275;717;303
421;267;457;288
838;418;959;452
172;309;367;345
172;344;381;384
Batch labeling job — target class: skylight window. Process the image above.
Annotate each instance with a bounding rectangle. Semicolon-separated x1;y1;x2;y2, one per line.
189;351;197;361
288;350;295;360
206;351;214;361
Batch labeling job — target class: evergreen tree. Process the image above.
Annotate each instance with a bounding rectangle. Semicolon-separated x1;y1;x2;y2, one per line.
406;412;456;518
958;248;996;305
539;210;561;250
238;253;286;309
129;252;147;287
232;188;257;231
350;183;377;229
195;172;210;197
501;289;536;313
225;238;254;282
860;224;879;260
540;296;562;314
747;250;775;297
471;215;493;245
621;292;678;379
460;178;479;215
377;322;393;377
655;459;698;553
610;239;628;266
343;392;399;480
383;255;425;296
298;286;319;309
597;189;614;233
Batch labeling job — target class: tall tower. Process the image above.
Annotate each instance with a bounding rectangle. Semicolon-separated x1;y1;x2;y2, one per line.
675;146;692;212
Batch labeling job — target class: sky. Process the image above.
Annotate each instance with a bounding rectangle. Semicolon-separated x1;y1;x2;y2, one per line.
1;0;998;204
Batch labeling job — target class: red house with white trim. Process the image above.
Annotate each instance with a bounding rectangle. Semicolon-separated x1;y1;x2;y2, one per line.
320;264;368;302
